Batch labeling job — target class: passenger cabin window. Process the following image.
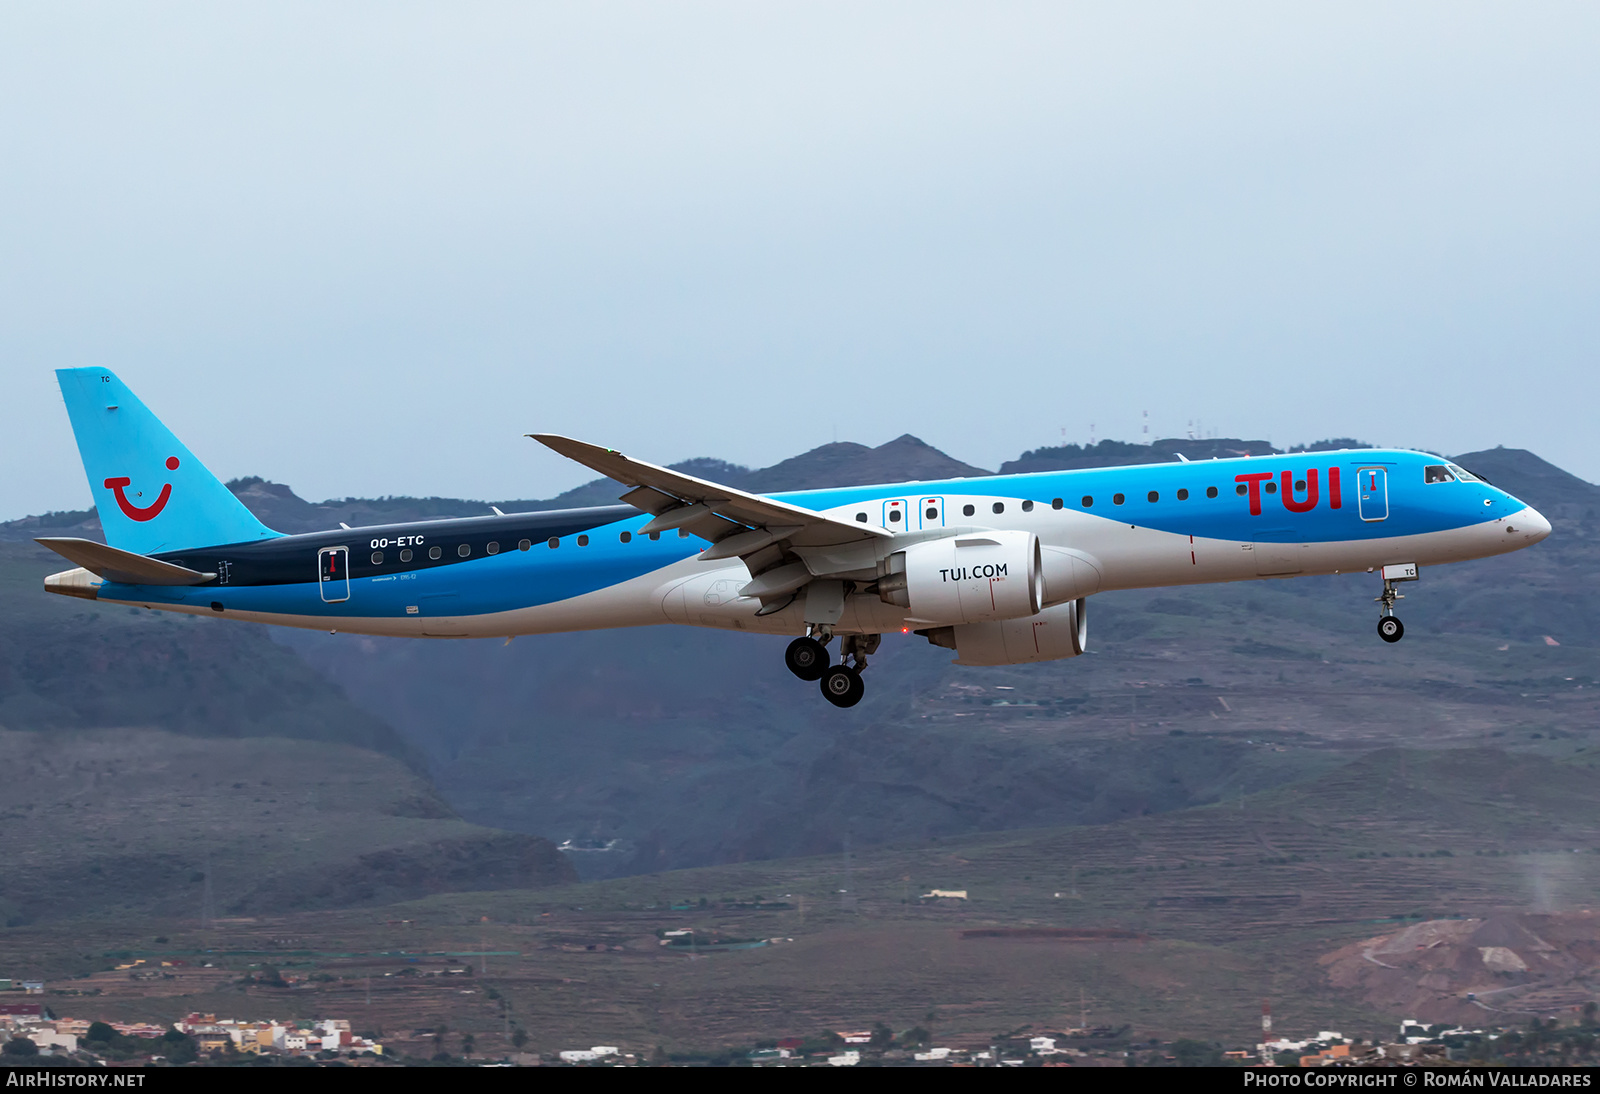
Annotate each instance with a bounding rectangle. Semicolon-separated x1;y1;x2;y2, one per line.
487;541;500;554
400;548;413;562
889;509;902;523
1264;481;1277;493
1235;484;1247;496
926;506;939;519
371;551;384;565
1207;487;1218;498
1177;489;1189;501
649;531;660;540
577;535;589;546
518;539;531;551
547;537;559;548
1081;496;1093;507
1148;491;1159;503
620;531;632;543
1021;500;1034;512
1424;465;1456;484
962;504;975;517
855;512;867;522
1051;498;1063;510
458;544;472;557
429;546;442;560
992;502;1004;514
1113;493;1125;505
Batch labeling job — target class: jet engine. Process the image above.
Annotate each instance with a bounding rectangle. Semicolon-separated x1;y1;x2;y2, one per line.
875;530;1042;624
918;597;1089;666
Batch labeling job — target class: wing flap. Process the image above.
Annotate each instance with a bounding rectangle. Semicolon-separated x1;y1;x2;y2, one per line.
529;434;889;563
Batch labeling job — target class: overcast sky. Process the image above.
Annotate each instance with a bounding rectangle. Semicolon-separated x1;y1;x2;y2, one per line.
3;3;1596;520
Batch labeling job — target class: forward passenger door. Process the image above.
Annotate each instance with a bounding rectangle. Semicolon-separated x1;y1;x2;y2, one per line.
1358;468;1389;522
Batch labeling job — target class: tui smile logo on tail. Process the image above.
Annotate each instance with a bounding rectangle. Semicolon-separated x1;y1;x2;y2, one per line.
104;456;179;522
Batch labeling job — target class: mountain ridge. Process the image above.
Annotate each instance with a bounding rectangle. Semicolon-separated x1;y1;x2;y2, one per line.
7;435;1591;883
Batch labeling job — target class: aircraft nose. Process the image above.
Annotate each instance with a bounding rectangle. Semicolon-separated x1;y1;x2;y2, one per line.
1514;505;1552;543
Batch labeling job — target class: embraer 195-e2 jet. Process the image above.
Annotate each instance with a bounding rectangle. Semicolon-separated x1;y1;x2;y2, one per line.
39;369;1551;708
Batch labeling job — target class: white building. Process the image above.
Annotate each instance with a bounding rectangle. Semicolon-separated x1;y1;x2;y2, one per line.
26;1030;78;1054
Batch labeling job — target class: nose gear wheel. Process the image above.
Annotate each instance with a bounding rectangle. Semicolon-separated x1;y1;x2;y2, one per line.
1375;575;1408;643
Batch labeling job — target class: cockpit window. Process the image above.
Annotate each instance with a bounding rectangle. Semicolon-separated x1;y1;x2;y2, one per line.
1424;465;1456;484
1446;463;1481;483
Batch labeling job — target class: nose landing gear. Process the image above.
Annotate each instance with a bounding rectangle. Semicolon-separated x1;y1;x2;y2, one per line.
1374;563;1418;644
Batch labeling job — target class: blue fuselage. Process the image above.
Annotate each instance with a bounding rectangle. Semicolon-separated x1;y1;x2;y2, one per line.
77;448;1548;640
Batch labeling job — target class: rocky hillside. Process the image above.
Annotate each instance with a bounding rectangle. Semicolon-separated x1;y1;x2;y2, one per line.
8;435;1593;884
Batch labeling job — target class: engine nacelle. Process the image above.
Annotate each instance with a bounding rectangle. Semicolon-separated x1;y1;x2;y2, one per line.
876;530;1043;624
920;597;1089;666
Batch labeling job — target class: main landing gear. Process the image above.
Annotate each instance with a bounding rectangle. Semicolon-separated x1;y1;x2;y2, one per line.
784;635;829;680
785;629;877;708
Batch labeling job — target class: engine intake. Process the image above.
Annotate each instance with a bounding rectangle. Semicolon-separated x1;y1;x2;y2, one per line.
876;530;1043;624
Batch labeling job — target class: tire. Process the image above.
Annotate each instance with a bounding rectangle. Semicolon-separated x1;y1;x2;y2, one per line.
1377;617;1404;643
820;665;865;708
785;637;829;681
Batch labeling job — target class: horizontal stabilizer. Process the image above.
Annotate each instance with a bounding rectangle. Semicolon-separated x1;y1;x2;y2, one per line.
36;537;216;586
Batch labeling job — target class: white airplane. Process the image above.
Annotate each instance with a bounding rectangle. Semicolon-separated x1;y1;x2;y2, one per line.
40;369;1551;707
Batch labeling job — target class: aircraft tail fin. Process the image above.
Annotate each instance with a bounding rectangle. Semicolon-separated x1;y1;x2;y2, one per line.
55;368;280;555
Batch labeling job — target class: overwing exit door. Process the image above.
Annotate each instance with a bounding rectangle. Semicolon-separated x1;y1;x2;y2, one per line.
918;497;945;530
883;499;907;529
318;546;350;602
1357;468;1388;522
